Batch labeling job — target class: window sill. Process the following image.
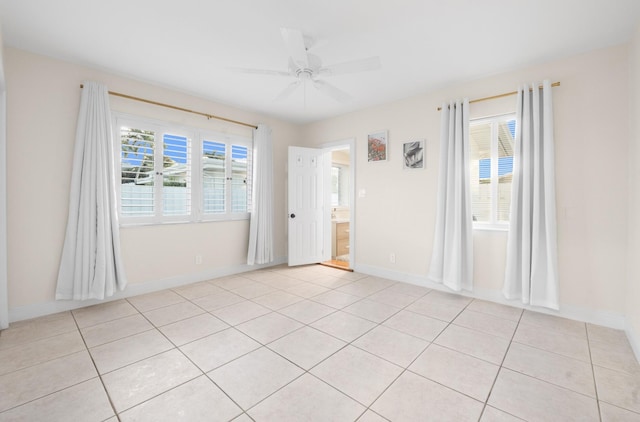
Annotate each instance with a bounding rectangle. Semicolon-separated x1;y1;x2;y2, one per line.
473;224;509;232
119;216;250;228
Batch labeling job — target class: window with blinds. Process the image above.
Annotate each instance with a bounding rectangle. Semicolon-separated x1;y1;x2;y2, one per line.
115;114;252;224
469;114;515;228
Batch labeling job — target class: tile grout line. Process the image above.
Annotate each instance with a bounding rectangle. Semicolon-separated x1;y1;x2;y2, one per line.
130;298;249;416
585;325;604;422
359;295;496;414
241;277;501;420
336;289;469;419
478;304;525;421
204;272;406;418
70;309;122;422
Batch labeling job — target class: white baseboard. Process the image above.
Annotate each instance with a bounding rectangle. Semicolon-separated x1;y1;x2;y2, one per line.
354;262;627;330
626;321;640;364
8;257;287;323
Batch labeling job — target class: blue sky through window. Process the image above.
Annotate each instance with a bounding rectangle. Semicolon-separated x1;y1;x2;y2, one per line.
164;134;188;163
478;119;515;179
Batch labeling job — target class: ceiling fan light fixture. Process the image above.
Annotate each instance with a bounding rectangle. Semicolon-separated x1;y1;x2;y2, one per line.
236;27;381;104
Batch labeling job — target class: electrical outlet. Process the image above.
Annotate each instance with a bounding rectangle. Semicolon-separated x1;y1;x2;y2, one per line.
195;254;202;265
389;253;396;264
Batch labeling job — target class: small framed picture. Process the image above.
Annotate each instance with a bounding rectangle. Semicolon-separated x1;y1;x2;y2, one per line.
367;131;388;162
402;140;425;169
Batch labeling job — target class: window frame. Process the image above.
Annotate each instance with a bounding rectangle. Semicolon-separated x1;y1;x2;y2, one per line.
113;112;252;226
469;113;516;231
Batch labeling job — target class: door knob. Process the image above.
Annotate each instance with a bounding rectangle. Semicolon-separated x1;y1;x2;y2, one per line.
290;213;296;218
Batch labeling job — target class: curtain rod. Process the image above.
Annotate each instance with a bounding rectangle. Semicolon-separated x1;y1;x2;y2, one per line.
436;81;560;111
79;84;258;129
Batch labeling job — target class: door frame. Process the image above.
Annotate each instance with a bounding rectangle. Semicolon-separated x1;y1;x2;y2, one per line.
321;138;355;267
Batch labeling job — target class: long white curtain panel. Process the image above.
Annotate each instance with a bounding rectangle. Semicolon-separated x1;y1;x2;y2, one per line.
503;80;559;309
428;99;474;292
247;124;275;265
56;82;127;300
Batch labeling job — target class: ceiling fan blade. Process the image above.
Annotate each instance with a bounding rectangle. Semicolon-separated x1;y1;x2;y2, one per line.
313;80;351;103
280;27;308;69
228;67;291;77
274;80;301;102
319;56;382;76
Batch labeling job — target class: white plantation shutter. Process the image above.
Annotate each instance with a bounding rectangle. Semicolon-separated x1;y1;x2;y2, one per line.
202;140;226;214
162;133;191;216
119;126;156;217
231;144;251;213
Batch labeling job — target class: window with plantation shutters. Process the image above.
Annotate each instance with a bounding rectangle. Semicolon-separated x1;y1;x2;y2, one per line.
469;114;515;229
115;113;251;225
201;137;252;219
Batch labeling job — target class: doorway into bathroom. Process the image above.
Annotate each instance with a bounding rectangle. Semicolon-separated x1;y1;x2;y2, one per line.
322;141;354;271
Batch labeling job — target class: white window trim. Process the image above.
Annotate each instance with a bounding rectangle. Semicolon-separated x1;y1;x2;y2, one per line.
470;113;515;231
113;112;252;226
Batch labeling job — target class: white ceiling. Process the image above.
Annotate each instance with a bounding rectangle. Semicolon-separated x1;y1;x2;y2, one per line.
1;0;639;124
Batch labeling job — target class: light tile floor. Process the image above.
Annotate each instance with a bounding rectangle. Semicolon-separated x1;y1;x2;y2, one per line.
1;264;639;421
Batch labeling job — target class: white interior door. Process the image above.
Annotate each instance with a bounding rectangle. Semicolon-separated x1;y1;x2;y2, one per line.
288;146;330;266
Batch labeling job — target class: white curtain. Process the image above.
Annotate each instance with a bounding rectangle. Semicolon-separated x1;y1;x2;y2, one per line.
503;80;559;309
247;123;274;265
428;99;474;292
56;82;127;300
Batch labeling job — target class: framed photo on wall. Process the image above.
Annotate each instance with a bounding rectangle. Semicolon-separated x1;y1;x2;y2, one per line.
402;140;424;169
368;130;388;162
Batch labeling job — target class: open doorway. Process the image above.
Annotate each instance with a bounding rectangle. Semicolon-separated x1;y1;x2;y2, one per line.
322;141;354;270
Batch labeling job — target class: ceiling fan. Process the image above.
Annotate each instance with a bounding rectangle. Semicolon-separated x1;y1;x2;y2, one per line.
233;28;382;103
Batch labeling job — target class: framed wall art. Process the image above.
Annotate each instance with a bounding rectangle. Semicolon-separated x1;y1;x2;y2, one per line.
367;130;388;162
402;140;424;169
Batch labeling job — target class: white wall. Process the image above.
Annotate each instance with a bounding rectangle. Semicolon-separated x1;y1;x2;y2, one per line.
303;45;630;326
5;48;299;318
0;30;7;329
627;25;640;355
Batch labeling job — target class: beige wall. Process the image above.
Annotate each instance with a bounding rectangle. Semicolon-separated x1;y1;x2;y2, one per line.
627;25;640;349
303;45;630;320
0;32;7;329
5;48;298;310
